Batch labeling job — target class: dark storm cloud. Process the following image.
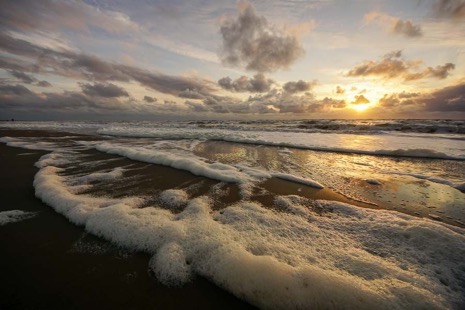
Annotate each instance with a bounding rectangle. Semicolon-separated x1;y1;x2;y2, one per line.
347;51;455;81
433;0;465;19
283;80;316;94
219;0;304;72
143;96;157;103
79;82;129;98
218;74;274;92
8;70;35;84
0;32;216;96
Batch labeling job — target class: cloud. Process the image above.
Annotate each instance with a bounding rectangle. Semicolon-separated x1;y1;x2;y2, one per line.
7;69;53;88
392;19;423;37
79;82;129;98
0;84;36;96
377;82;465;112
178;89;207;99
322;97;346;109
352;95;370;105
0;83;167;120
421;81;465;111
433;0;465;20
283;80;316;94
0;32;216;96
378;91;419;108
365;12;422;38
0;0;139;35
347;50;455;81
219;0;304;72
218;74;274;92
37;80;52;87
143;96;157;103
179;89;333;115
404;63;456;80
237;90;345;114
336;86;345;95
8;70;35;84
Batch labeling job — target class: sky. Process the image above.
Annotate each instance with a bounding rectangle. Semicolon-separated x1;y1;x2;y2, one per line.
1;0;465;120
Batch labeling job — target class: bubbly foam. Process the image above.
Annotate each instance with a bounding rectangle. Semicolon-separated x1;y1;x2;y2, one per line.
31;152;465;309
94;143;324;193
159;189;189;208
96;126;465;160
2;119;465;159
386;171;464;191
272;173;324;189
0;210;36;225
0;136;59;151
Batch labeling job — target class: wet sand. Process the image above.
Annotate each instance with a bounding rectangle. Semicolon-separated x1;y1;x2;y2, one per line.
0;138;255;309
1;128;464;308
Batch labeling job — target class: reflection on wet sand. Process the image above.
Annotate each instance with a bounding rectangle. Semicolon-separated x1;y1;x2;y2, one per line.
194;140;465;228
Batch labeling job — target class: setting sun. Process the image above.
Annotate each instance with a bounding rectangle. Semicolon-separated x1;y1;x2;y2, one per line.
1;0;465;308
351;103;372;112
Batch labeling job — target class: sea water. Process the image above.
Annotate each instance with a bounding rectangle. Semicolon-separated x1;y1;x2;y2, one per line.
1;119;465;309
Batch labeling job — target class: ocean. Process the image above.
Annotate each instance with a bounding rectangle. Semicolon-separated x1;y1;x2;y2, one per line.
1;119;465;309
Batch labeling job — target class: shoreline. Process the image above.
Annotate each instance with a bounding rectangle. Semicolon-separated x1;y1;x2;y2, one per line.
0;135;255;309
1;127;465;309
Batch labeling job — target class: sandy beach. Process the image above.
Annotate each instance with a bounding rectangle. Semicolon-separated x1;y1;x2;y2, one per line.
1;127;464;309
0;130;255;309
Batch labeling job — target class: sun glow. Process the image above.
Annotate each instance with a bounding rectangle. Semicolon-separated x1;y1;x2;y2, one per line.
337;82;401;113
351;103;372;112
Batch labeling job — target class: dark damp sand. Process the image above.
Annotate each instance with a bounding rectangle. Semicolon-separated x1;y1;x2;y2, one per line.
1;128;464;309
0;128;373;309
0;137;256;309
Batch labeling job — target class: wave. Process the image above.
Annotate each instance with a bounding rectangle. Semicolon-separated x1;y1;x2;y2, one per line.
31;151;465;309
2;119;465;135
97;127;465;160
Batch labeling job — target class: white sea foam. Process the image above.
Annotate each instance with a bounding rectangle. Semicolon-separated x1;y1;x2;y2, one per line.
72;168;125;184
95;143;324;192
386;171;464;191
96;126;465;160
32;152;465;309
159;189;189;208
2;119;464;135
3;124;465;308
0;136;59;151
272;172;324;189
2;119;464;159
274;195;310;216
0;210;36;225
96;143;250;183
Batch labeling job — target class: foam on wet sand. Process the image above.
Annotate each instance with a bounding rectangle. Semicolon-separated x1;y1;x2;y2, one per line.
2;128;465;309
0;210;36;225
32;151;465;309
